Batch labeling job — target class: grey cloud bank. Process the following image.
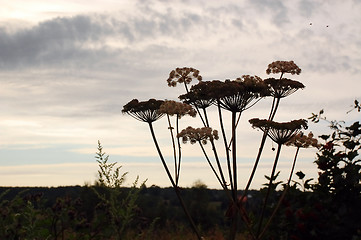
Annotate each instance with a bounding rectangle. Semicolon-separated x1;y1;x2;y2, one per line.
1;0;360;75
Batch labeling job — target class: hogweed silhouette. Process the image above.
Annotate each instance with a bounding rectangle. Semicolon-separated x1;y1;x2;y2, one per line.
123;61;312;240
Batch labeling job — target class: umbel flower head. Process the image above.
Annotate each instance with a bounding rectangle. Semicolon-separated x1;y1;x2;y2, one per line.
177;126;219;145
167;67;202;87
264;78;305;98
179;81;218;109
249;118;308;144
266;60;301;75
286;132;320;148
159;100;197;118
215;77;270;112
234;75;270;97
122;99;164;123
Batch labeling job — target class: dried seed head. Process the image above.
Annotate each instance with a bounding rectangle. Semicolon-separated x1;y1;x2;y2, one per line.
249;118;308;144
264;78;305;98
159;100;197;118
177;126;219;145
266;60;301;75
286;131;320;148
122;99;164;123
215;78;270;112
167;67;202;87
179;81;218;109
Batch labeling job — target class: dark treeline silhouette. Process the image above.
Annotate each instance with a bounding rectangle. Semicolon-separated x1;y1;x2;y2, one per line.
0;185;261;223
0;184;264;239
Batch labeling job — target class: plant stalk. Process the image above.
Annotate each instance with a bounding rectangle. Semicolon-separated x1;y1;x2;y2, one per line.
258;147;300;239
257;143;282;237
148;122;202;240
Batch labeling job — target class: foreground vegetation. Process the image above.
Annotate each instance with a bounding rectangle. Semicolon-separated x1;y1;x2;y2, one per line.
0;184;258;240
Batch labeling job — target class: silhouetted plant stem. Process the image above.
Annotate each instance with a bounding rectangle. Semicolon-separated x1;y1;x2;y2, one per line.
199;142;225;189
184;82;207;126
176;116;182;185
203;108;210;127
258;146;300;240
230;111;238;240
257;143;282;237
196;132;255;240
227;112;242;150
269;98;280;121
148;122;202;240
210;138;228;188
242;96;280;199
197;140;255;240
231;111;238;200
217;102;234;192
288;147;300;185
166;114;178;185
203;107;228;188
267;72;282;120
267;97;276;120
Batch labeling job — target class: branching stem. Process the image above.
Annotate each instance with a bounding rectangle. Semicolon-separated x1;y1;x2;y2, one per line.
148;122;202;240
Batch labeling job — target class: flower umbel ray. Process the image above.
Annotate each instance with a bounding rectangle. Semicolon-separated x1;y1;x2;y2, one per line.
264;78;305;98
214;78;269;112
122;99;164;123
249;118;308;144
179;81;217;109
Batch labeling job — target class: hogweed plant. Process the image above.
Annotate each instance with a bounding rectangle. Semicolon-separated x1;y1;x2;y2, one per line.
243;61;305;200
122;98;202;239
248;119;308;237
122;61;310;240
159;100;197;185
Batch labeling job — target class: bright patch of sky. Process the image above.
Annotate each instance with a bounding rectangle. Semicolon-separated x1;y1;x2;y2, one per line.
0;0;360;189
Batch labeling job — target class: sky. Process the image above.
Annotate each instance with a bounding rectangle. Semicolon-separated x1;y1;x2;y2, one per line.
0;0;360;189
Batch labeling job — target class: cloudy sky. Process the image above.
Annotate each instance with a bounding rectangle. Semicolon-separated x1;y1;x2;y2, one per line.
0;0;360;189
